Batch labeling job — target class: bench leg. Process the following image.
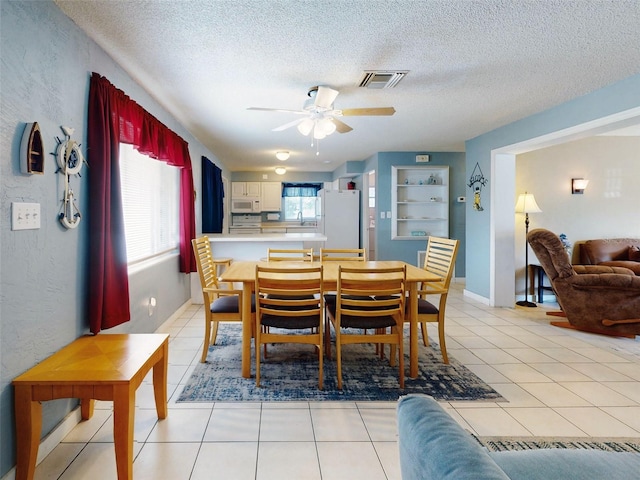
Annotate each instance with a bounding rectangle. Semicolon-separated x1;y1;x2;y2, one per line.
113;386;135;480
152;341;168;419
14;386;41;480
81;398;95;420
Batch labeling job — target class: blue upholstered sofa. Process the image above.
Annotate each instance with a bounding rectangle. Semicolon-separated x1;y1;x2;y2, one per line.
397;394;640;480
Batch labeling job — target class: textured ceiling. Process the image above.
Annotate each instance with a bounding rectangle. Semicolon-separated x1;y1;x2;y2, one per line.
54;0;640;173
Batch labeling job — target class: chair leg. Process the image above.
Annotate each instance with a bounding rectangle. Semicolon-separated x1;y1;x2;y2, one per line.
318;335;324;390
211;321;220;345
200;319;211;363
324;316;332;360
398;328;405;388
438;320;449;364
420;322;429;346
336;333;343;390
256;329;261;387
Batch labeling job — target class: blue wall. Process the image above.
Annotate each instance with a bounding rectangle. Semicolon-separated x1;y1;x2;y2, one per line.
0;1;222;475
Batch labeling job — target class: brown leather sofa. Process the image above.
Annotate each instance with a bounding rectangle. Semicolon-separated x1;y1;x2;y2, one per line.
579;238;640;275
528;229;640;337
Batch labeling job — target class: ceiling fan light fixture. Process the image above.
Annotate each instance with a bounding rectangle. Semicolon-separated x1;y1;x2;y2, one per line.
313;126;327;140
318;117;336;136
275;166;286;175
297;118;314;136
275;151;290;161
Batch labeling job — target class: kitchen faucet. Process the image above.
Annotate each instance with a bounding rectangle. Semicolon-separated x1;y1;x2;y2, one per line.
297;211;303;225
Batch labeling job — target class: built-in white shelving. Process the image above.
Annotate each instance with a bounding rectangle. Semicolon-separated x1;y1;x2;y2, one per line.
391;166;449;240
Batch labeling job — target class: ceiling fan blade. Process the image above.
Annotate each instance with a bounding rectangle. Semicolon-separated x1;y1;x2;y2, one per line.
272;118;305;132
330;118;353;134
314;86;339;110
340;107;396;116
247;107;308;115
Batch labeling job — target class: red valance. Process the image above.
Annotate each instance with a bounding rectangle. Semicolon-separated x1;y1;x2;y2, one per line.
87;73;196;334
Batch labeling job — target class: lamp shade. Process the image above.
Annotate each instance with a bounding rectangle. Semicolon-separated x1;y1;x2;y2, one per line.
514;192;542;214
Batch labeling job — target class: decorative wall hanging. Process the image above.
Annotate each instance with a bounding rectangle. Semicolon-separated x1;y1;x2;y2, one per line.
55;126;85;229
467;162;487;211
20;122;45;174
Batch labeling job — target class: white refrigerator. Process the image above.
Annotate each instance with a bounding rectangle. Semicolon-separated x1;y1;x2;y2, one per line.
316;189;360;249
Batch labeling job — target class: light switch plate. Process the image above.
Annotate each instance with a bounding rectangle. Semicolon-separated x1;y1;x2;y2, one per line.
12;202;41;230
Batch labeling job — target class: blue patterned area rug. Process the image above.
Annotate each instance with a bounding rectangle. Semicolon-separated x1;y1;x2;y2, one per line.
473;436;640;453
177;325;505;402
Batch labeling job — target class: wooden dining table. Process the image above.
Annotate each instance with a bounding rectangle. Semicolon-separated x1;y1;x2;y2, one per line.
219;260;442;379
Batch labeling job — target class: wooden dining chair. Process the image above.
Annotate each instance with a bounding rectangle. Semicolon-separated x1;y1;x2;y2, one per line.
255;265;325;388
326;265;406;389
192;236;255;363
411;236;459;363
267;248;314;262
320;248;367;262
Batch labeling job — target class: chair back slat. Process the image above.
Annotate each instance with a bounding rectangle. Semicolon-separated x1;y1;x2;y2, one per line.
320;248;367;262
267;248;314;262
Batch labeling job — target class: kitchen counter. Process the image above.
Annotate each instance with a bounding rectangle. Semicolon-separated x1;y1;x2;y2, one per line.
209;232;325;243
192;232;328;303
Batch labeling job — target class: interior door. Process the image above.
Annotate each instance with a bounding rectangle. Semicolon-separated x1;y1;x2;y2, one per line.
222;176;229;234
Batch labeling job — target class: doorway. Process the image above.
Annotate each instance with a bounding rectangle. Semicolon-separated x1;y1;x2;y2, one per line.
362;170;376;260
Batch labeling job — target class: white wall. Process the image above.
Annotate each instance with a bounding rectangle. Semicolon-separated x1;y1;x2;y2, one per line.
514;136;640;298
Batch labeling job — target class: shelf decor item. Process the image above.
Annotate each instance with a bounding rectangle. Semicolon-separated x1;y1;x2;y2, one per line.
20;122;45;174
55;126;85;229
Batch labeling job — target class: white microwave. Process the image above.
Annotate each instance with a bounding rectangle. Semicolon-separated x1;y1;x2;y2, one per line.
231;197;261;213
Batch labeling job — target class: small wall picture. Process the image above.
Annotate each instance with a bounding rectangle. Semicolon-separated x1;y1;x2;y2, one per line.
467;162;487;211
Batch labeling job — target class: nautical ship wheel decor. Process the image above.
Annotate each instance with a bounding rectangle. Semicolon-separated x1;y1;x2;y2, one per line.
55;126;85;229
20;122;45;174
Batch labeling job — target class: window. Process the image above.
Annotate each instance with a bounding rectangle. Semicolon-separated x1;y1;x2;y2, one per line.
119;144;180;264
282;183;322;221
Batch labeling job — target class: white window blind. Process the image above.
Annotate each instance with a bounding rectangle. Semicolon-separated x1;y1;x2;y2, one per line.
119;144;179;264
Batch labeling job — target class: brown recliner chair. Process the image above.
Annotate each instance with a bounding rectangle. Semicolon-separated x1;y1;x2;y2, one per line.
527;228;640;337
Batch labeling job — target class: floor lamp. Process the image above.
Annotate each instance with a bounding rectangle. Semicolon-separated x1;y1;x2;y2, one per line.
515;192;542;307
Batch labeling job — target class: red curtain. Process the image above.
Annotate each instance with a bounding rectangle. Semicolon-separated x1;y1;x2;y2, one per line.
87;73;196;334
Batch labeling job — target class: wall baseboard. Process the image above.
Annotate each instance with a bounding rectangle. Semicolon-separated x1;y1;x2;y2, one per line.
463;288;490;305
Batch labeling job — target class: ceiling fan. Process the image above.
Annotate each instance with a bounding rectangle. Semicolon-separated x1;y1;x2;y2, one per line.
248;86;395;139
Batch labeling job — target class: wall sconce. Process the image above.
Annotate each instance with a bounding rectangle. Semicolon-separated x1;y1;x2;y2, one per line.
275;167;286;175
571;178;589;194
275;151;290;161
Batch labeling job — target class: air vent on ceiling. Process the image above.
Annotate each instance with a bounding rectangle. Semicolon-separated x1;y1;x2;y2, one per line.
358;70;408;89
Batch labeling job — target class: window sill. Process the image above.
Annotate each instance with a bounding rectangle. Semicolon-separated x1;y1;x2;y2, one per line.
127;250;179;276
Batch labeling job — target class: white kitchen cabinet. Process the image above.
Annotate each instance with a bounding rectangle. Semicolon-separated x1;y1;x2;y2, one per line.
231;182;261;198
391;166;449;240
260;182;282;211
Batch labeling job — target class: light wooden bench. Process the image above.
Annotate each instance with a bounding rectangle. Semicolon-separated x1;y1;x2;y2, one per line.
13;334;169;480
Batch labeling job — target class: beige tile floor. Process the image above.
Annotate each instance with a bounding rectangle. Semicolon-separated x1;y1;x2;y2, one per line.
32;283;640;479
